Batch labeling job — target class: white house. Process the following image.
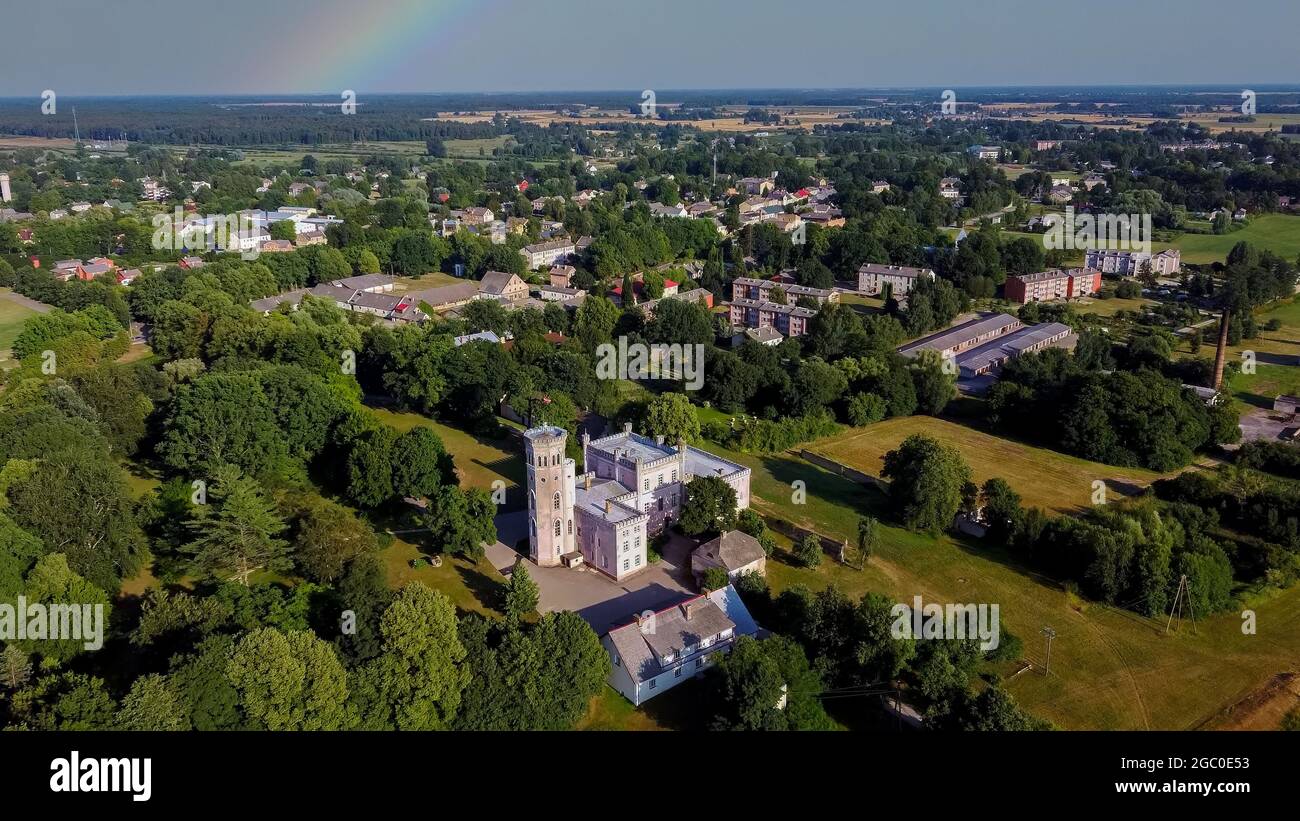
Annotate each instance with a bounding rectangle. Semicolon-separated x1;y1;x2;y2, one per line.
602;585;759;705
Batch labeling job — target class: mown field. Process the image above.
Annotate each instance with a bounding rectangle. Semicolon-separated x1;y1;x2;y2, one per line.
684;412;1300;730
805;416;1166;515
0;292;37;367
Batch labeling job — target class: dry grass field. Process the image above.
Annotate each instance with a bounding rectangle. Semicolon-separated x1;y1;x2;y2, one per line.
806;416;1167;515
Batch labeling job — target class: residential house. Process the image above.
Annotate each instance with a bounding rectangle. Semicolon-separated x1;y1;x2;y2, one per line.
1083;248;1181;276
520;239;576;269
857;262;936;296
603;585;758;706
691;530;767;581
1003;268;1101;304
728;299;818;337
479;270;529;302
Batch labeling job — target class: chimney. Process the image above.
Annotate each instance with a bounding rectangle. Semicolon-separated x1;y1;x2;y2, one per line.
584;473;592;491
605;499;613;514
1212;307;1230;390
656;434;664;445
624;421;633;434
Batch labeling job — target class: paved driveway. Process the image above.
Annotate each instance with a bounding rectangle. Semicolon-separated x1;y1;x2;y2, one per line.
486;511;697;634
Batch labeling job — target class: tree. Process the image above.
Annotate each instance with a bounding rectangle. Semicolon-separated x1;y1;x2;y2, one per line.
456;611;608;731
700;565;731;591
856;516;878;565
679;475;738;537
424;486;497;560
351;583;469;730
335;554;392;664
184;466;291;585
502;559;540;621
226;627;352;730
710;636;787;730
881;434;972;534
116;674;190;731
642;392;701;443
159;373;289;477
17;553;112;663
391;426;452;500
795;534;823;568
846;392;887;427
9;672;116;730
1;645;32;693
345;426;399;508
293;496;378;583
980;478;1021;542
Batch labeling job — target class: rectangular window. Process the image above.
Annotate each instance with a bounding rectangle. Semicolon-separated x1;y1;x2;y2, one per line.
623;559;629;571
674;667;683;678
635;555;641;567
671;470;677;482
643;479;649;491
696;658;704;669
648;678;656;690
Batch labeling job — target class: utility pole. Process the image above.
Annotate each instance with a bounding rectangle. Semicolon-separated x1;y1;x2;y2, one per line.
1040;626;1056;675
72;106;80;144
1166;574;1189;633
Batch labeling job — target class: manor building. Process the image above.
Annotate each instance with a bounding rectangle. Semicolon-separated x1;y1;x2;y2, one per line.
524;424;751;582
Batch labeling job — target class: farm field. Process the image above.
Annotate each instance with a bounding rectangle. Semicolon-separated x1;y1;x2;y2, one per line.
806;416;1165;515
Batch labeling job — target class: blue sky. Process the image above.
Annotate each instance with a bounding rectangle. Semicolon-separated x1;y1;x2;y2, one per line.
3;0;1297;95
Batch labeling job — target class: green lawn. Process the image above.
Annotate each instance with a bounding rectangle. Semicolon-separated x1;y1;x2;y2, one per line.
1171;214;1300;265
0;291;38;367
687;417;1300;730
367;407;524;499
378;536;505;617
1226;363;1300;413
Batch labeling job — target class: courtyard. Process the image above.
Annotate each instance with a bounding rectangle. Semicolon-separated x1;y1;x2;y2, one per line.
486;510;697;634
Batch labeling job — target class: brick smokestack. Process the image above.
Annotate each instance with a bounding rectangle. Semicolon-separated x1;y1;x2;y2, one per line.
1212;307;1230;390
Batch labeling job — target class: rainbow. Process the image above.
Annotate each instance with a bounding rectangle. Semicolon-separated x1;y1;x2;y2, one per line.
272;0;477;94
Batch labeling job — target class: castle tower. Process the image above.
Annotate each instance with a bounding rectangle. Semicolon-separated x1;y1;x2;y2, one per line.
524;426;576;566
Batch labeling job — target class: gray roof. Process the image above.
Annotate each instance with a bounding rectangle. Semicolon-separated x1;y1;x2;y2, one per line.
251;288;308;313
693;530;765;572
955;322;1073;374
858;262;935;279
898;312;1021;357
574;476;642;524
683;445;748;483
606;592;738;684
744;326;783;344
407;282;481;308
479;270;521;295
729;298;816;318
334;273;395;291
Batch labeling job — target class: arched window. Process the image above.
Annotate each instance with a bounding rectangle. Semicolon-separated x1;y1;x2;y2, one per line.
554;520;562;537
553;492;561;510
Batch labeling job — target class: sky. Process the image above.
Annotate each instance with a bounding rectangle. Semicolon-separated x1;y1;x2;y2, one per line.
3;0;1297;96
